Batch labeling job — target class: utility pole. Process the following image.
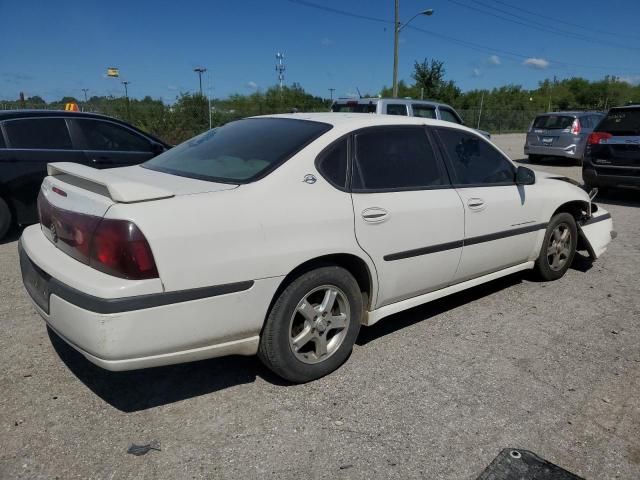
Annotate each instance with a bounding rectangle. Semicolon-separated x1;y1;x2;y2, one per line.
194;67;206;96
329;88;335;101
275;53;286;90
122;81;130;120
477;90;485;129
81;88;89;103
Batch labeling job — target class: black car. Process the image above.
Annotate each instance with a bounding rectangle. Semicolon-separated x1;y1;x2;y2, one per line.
0;110;169;239
583;105;640;191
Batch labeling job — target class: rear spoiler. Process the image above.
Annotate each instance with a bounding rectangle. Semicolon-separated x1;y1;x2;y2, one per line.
47;162;174;203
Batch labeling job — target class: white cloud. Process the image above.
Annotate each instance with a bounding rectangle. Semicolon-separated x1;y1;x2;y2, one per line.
523;57;550;69
619;75;640;86
246;81;258;90
321;37;334;47
472;68;481;77
488;55;501;65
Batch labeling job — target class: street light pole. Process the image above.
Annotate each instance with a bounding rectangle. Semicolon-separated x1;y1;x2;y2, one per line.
81;88;89;103
194;67;206;96
392;5;434;98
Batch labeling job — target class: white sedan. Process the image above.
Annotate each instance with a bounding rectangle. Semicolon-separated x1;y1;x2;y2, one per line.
19;114;614;382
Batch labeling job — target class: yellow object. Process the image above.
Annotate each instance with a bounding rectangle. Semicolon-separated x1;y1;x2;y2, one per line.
107;67;120;77
64;103;79;111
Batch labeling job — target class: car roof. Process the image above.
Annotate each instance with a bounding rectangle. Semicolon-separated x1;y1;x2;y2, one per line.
0;109;169;146
255;112;479;135
536;111;602;116
333;97;452;107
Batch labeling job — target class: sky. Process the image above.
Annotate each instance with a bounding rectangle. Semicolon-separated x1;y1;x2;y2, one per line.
1;0;639;103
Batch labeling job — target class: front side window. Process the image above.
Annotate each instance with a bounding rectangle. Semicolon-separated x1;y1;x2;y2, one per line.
5;118;72;149
75;119;151;152
412;105;437;119
144;118;332;183
316;138;348;189
352;127;447;191
439;108;463;124
385;104;408;116
437;128;515;186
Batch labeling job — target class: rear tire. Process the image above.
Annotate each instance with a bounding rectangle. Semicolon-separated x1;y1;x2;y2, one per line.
0;197;12;240
534;213;577;281
258;266;362;383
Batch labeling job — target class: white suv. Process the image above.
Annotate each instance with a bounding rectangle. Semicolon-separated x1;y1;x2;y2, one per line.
19;114;613;382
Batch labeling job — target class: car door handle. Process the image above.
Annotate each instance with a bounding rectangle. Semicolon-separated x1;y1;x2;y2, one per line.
362;207;389;223
467;198;485;211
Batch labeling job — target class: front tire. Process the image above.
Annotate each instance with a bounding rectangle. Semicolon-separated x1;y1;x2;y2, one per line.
0;197;12;240
258;266;362;383
534;213;577;281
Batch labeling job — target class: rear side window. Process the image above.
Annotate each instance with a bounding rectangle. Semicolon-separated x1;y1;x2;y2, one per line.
352;127;447;191
439;108;462;124
331;102;376;113
580;116;592;129
385;104;408;116
597;108;640;135
74;119;152;152
316;137;348;189
533;115;574;130
412;105;437;119
437;128;515;186
5;118;72;149
144;118;332;183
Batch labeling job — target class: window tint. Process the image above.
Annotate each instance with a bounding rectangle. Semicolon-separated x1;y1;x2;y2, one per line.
331;102;377;113
145;118;332;183
386;104;407;116
533;115;574;130
439;108;462;124
5;118;72;149
316;138;348;189
597;108;640;135
437;128;515;186
353;127;447;190
412;105;437;119
75;119;151;152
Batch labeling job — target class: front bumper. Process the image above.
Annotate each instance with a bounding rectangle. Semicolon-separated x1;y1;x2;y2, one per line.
19;226;282;371
577;208;614;259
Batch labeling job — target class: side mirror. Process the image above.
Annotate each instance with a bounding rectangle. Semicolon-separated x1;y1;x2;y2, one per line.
150;142;165;155
516;166;535;185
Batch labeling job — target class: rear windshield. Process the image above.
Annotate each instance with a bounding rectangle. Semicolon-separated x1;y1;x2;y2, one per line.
597;108;640;135
331;102;376;113
143;118;331;183
533;115;575;130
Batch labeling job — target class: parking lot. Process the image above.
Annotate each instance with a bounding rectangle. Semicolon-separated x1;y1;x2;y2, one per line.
1;133;639;479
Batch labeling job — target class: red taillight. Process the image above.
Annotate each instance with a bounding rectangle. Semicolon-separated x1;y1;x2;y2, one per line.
37;192;158;280
570;118;581;135
89;219;158;280
588;131;612;145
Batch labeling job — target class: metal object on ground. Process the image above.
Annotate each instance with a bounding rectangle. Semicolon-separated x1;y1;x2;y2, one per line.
127;440;161;456
476;448;583;479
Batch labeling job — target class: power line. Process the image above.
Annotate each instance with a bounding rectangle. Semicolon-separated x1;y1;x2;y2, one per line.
488;0;640;41
448;0;640;52
284;0;638;74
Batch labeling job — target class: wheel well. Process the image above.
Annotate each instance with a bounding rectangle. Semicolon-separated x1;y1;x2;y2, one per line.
270;254;374;312
552;200;589;222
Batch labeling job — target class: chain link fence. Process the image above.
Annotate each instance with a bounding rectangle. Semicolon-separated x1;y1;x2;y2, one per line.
458;109;543;134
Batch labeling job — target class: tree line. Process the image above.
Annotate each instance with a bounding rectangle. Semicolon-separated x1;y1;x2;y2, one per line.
3;59;639;143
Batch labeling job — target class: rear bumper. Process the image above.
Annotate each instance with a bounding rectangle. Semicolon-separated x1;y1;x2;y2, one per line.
19;227;282;371
583;166;640;189
524;143;583;159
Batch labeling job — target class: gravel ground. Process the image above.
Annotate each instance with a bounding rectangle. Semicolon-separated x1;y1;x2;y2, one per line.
1;133;639;479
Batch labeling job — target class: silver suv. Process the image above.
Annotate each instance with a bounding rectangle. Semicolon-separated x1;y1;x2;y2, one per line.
524;111;603;164
330;98;491;138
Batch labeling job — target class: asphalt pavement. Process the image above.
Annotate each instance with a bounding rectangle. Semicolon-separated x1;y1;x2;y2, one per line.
1;133;639;479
